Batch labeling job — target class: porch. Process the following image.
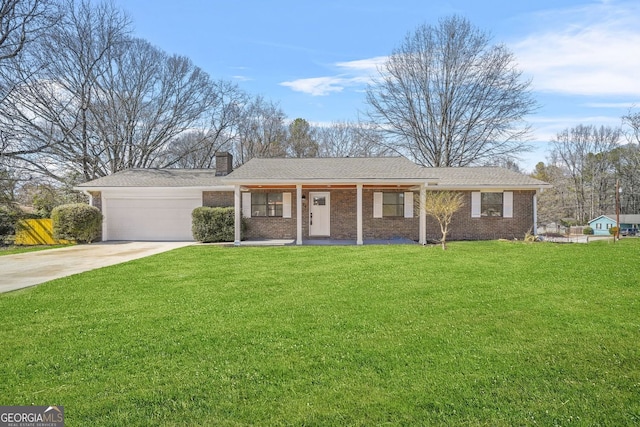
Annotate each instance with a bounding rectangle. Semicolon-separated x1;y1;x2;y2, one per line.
235;237;419;246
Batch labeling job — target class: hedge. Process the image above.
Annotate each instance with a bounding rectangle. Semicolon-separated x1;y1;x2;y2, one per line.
51;203;102;243
192;207;244;243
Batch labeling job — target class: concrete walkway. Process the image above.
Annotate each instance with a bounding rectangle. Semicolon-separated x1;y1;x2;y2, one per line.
0;241;192;293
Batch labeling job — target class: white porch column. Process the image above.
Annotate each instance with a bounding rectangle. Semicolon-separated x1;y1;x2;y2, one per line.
296;184;303;245
533;192;538;236
419;185;427;245
357;184;363;245
234;185;241;245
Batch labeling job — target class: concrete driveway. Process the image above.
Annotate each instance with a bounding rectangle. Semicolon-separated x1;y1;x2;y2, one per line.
0;241;192;293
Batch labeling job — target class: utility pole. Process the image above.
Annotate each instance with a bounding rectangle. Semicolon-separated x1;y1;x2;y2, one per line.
616;179;620;241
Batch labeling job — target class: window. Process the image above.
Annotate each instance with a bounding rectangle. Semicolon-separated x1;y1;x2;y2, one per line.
252;193;283;217
383;192;404;217
481;192;503;217
596;223;602;230
471;191;512;218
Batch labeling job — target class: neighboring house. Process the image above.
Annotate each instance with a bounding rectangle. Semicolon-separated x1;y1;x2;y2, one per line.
76;153;551;244
588;214;640;236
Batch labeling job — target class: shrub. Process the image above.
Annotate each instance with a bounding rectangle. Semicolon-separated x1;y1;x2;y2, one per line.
192;207;244;243
523;229;538;243
51;203;102;243
583;226;594;235
0;207;19;244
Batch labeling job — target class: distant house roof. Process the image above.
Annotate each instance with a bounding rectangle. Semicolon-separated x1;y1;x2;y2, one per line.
589;214;640;224
76;168;224;188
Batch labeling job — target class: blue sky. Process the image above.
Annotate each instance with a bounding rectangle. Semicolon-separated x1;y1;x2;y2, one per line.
112;0;640;172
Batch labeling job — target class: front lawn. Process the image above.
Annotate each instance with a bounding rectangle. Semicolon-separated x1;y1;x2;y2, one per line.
1;241;638;425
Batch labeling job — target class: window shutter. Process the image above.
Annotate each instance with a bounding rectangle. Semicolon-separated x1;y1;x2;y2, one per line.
283;192;292;218
503;191;513;218
471;192;481;218
404;192;413;218
242;192;252;218
373;192;383;218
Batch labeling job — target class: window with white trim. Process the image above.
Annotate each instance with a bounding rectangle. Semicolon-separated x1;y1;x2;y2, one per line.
252;193;283;217
481;192;503;217
373;192;414;218
383;192;404;217
471;191;513;218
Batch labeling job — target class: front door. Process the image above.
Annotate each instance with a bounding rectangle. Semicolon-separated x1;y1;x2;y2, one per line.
309;192;330;236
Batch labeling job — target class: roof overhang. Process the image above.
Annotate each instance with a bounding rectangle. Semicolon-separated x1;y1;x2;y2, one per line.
74;185;236;192
224;178;439;187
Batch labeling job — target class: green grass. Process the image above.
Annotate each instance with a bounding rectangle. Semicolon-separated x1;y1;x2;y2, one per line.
1;240;639;425
0;244;72;256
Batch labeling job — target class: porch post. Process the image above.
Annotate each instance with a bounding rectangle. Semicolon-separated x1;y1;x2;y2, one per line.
357;184;363;245
419;185;427;245
296;184;303;245
533;192;538;237
234;185;241;245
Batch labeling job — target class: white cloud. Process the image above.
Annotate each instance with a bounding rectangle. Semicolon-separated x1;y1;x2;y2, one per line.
511;1;640;96
280;56;387;96
280;76;347;96
583;102;639;109
232;75;253;82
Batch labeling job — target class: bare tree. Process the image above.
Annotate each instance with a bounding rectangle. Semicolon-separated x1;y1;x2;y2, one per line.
366;16;536;167
0;0;235;181
623;109;640;145
0;0;131;181
235;95;287;163
610;144;640;214
422;190;464;250
0;0;60;105
317;120;389;158
90;37;216;174
531;161;575;225
550;125;620;223
0;0;59;61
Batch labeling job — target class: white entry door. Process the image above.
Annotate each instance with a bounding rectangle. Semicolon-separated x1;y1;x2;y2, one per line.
309;192;330;236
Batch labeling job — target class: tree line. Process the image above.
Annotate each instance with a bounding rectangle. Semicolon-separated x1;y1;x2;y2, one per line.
533;113;640;225
1;1;636;225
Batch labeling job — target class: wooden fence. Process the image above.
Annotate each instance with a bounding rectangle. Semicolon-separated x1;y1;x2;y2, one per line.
14;219;72;245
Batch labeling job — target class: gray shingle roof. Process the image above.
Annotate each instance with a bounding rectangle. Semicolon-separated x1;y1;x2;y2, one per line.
226;157;435;181
76;168;224;188
226;157;549;188
594;214;640;224
427;167;549;188
76;158;550;189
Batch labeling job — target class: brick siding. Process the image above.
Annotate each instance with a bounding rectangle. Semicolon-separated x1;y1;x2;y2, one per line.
203;191;234;208
242;189;536;242
427;190;535;241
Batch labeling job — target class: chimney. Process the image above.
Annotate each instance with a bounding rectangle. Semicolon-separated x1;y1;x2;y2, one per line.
215;152;233;176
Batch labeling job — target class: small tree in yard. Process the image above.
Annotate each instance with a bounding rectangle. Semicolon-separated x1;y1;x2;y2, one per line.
422;191;464;250
52;204;102;243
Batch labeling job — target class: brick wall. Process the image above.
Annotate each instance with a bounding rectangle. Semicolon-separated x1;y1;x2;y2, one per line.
427;190;535;241
362;189;420;240
244;190;297;239
241;189;536;242
203;191;234;208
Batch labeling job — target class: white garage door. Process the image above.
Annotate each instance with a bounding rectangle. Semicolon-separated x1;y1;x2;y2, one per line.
105;197;201;241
